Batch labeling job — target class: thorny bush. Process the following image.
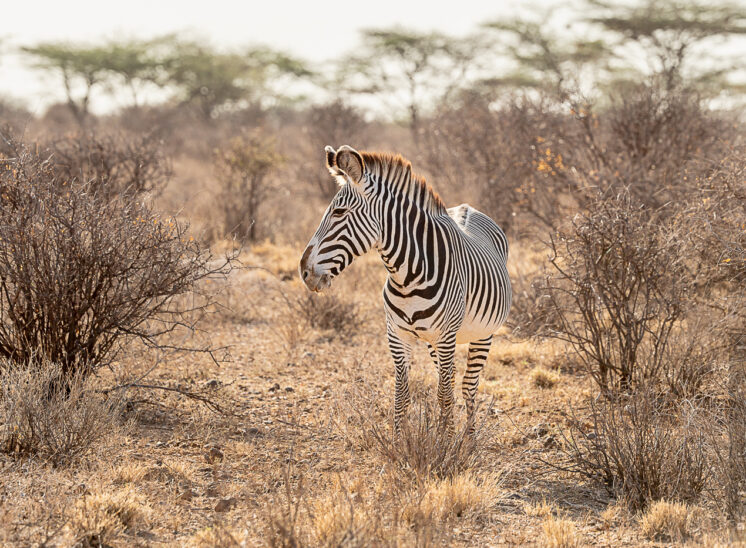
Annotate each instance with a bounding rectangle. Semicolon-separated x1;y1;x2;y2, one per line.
543;195;693;392
47;131;171;200
0;136;232;379
214;130;283;242
0;360;126;464
560;389;709;512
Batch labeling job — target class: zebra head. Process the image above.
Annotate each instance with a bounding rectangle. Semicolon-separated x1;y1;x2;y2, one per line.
299;145;380;292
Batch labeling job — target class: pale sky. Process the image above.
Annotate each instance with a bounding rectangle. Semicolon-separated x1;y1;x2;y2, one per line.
2;0;744;115
0;0;537;114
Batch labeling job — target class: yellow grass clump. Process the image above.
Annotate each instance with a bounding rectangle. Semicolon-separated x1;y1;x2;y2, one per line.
542;515;581;548
530;366;560;388
523;498;554;518
403;471;503;523
640;500;698;542
69;486;150;546
188;525;246;547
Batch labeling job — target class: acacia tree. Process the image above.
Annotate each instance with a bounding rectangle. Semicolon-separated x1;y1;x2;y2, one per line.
162;39;311;119
586;0;746;91
22;42;112;125
483;15;609;98
336;28;487;134
101;38;167;107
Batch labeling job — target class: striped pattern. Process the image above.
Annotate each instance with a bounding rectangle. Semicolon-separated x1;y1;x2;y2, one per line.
300;146;511;433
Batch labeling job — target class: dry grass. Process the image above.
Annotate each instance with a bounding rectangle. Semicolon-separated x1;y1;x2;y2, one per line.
69;486;151;546
188;525;246;547
0;242;735;546
530;366;560;389
405;471;504;523
542;515;581;548
0;361;127;464
523;498;554;518
639;500;699;542
359;390;493;486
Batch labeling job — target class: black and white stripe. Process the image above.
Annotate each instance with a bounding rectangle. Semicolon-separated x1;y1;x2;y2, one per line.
300;145;511;433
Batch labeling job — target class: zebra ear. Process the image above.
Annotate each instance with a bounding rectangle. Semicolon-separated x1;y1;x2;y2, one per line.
335;145;364;184
325;146;338;176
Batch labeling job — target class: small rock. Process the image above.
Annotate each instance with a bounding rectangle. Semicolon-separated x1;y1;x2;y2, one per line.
205;379;221;389
245;427;262;438
205;447;224;463
531;424;549;438
269;382;281;392
214;497;237;512
543;435;556;448
285;386;294;393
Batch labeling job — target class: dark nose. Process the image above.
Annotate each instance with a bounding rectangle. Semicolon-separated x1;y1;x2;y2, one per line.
299;245;313;281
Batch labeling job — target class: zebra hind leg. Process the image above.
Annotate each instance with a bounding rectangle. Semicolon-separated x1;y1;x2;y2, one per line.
434;335;457;435
387;328;413;436
463;336;492;435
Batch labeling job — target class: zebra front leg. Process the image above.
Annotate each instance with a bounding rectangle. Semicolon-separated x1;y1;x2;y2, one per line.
434;334;457;435
463;336;492;434
387;327;413;435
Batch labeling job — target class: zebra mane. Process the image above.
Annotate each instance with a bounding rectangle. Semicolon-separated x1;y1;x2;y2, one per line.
360;151;446;215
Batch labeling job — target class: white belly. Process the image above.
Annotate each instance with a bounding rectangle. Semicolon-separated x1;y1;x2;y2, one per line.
454;315;498;344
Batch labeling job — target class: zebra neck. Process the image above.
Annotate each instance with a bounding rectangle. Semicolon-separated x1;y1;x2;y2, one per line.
377;203;440;290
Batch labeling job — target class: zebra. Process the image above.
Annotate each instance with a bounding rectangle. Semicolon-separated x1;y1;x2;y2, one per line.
299;145;511;434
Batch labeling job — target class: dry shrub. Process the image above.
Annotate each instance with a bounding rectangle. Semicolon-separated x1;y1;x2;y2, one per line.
541;515;580;548
508;271;562;338
0;361;125;464
47;131;171;199
712;363;746;522
640;500;699;542
214;129;283;242
0;137;231;377
426;84;728;236
301;100;368;200
425;93;569;231
70;486;150;547
603;84;725;211
291;292;365;335
530;366;559;389
544;194;693;393
0;102;31;136
560;390;708;512
363;392;494;487
683;148;746;289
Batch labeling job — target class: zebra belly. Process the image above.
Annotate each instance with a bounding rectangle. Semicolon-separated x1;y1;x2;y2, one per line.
454;314;500;344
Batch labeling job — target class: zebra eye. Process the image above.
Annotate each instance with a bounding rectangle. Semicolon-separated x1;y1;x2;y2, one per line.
331;207;348;218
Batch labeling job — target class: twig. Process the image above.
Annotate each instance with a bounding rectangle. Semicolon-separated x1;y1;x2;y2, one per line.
102;382;233;415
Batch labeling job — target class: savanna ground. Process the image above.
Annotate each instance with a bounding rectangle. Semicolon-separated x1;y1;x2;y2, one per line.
0;236;735;547
2;3;746;542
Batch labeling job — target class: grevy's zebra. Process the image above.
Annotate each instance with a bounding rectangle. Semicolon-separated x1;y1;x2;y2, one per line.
300;145;511;433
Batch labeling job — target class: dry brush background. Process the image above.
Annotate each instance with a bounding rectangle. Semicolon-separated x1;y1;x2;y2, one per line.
1;2;746;545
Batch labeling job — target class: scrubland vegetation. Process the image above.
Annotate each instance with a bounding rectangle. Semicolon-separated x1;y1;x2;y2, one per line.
0;0;745;545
